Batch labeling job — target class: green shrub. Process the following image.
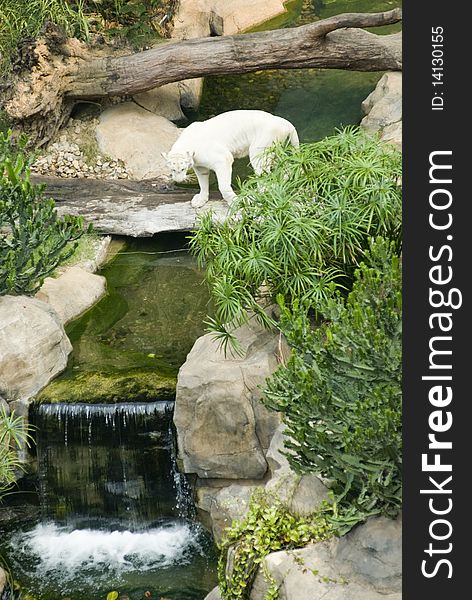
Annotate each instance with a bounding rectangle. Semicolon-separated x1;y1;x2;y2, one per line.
0;130;89;296
218;490;334;600
0;0;90;72
264;238;402;518
189;128;402;352
0;1;173;72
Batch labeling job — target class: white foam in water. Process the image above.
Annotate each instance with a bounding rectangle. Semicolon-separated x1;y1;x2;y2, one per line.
12;522;203;577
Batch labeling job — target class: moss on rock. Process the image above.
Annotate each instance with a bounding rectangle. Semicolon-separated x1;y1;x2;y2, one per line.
35;370;176;404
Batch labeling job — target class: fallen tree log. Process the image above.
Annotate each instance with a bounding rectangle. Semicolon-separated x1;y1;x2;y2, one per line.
2;9;402;146
68;9;402;98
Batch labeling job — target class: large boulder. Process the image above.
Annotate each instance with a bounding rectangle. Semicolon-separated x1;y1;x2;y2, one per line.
174;0;288;38
36;266;107;325
195;425;329;543
95;103;180;180
213;0;289;35
250;515;402;600
174;320;281;479
361;72;402;148
0;296;72;401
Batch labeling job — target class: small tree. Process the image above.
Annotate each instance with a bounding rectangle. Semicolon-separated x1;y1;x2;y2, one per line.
264;238;402;519
0;130;90;296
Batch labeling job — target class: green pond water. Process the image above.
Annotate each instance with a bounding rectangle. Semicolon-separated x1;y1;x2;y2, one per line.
199;0;402;136
38;234;210;404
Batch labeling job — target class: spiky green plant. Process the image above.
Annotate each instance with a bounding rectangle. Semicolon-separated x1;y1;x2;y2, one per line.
0;130;90;296
0;405;32;499
189;127;402;352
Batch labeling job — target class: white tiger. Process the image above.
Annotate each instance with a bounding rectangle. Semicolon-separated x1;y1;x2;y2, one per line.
162;110;299;208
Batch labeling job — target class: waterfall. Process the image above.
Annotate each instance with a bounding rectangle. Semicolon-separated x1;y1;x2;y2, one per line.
32;401;194;528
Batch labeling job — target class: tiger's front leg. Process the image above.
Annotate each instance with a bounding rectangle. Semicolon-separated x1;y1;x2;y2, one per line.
191;166;210;208
214;158;237;205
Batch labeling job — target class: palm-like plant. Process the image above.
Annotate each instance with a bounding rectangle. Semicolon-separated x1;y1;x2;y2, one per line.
189;127;402;352
0;405;32;499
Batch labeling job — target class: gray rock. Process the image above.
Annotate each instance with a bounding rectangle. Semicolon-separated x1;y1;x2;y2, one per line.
210;11;224;36
0;296;72;401
361;72;402;148
133;83;187;122
265;423;292;474
0;566;6;596
213;0;288;35
250;515;402;600
264;424;330;513
174;320;281;479
335;514;402;593
77;235;112;274
289;474;330;517
203;587;222;600
36;265;107;325
380;121;402;147
210;482;263;543
96;103;180;180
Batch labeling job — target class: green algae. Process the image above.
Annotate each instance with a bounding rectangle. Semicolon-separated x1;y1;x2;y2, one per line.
36;370;176;404
248;0;304;33
35;234;210;404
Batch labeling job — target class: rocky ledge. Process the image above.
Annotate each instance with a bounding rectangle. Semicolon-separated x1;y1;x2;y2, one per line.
36;176;229;236
36;370;177;404
361;72;402;148
205;513;402;600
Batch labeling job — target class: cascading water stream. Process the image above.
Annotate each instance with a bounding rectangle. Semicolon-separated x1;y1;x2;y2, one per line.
0;402;217;600
33;401;192;526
